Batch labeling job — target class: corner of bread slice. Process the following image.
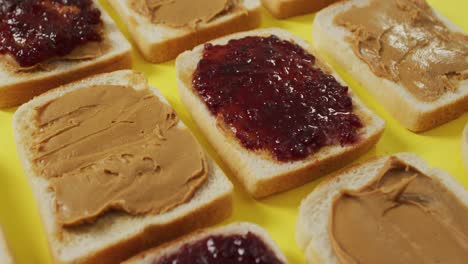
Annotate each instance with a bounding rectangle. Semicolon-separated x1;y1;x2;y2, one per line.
12;70;233;264
123;222;287;264
312;0;468;132
0;228;13;264
0;0;132;108
176;27;384;198
261;0;337;19
107;0;261;63
463;123;468;171
296;152;468;264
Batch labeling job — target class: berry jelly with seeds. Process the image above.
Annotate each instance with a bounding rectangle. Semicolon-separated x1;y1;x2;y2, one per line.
153;233;284;264
0;0;102;67
192;35;363;162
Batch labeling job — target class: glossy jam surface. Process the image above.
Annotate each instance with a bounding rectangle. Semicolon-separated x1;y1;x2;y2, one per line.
154;233;284;264
193;35;363;161
0;0;102;67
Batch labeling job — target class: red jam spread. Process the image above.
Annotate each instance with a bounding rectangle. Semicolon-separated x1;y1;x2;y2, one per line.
0;0;102;67
193;35;363;162
154;232;284;264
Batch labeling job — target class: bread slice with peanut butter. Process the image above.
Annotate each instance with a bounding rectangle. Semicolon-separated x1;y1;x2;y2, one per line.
13;70;233;264
313;0;468;132
297;153;468;264
107;0;261;63
0;0;132;108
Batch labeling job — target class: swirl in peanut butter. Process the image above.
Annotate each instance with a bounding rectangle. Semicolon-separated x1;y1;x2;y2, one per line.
330;158;468;264
334;0;468;101
31;85;208;227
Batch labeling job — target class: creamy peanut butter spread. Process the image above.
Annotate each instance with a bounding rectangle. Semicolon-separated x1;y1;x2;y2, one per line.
131;0;240;28
334;0;468;101
330;158;468;264
31;85;208;227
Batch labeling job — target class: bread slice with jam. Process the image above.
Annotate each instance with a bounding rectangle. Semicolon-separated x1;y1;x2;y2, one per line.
176;28;385;198
123;222;288;264
0;0;132;108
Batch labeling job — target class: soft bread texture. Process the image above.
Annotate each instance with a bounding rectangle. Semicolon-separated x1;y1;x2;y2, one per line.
107;0;261;63
123;222;288;264
262;0;338;19
0;228;13;264
0;0;132;108
13;70;233;264
176;28;385;198
313;0;468;132
463;123;468;171
296;153;468;264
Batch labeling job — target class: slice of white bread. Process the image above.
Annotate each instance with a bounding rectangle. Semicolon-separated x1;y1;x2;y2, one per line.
0;228;13;264
107;0;261;63
296;152;468;264
463;123;468;171
176;28;385;198
262;0;338;19
13;70;233;264
123;222;288;264
0;0;132;108
313;0;468;132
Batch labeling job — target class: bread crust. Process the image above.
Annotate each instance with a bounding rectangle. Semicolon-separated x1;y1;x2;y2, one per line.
262;0;338;19
296;153;468;264
0;0;132;108
13;70;233;264
0;228;13;264
463;123;468;171
108;0;262;63
176;28;385;198
313;0;468;132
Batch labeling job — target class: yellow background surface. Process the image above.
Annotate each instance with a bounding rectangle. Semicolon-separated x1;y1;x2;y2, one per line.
0;0;467;263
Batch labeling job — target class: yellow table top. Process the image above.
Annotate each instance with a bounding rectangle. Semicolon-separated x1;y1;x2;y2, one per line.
0;0;467;263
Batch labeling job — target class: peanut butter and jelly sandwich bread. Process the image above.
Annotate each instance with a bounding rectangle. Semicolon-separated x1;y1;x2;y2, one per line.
0;0;132;108
297;153;468;264
124;222;288;264
13;70;233;264
176;28;385;198
262;0;338;19
313;0;468;132
108;0;261;63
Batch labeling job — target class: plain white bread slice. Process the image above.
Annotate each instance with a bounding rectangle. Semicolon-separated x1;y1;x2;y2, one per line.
123;222;288;264
463;123;468;171
176;28;385;198
107;0;261;63
0;0;132;108
296;152;468;264
13;70;233;264
313;0;468;132
0;228;13;264
262;0;337;19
